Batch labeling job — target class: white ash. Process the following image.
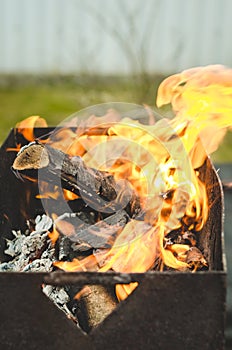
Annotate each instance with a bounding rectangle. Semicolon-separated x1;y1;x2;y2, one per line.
34;214;53;232
43;284;78;323
43;284;69;304
3;214;53;264
0;214;77;323
0;214;54;272
43;285;69;312
22;258;53;272
1;230;52;272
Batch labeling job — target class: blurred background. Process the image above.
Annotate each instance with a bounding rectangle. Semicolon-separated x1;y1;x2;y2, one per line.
0;0;232;347
0;0;232;162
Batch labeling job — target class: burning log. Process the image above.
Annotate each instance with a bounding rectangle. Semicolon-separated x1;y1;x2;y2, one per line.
55;209;129;253
12;142;140;216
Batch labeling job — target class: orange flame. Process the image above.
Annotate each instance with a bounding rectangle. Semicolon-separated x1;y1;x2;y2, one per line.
36;190;60;200
63;189;79;201
16;116;47;141
48;227;59;245
157;64;232;159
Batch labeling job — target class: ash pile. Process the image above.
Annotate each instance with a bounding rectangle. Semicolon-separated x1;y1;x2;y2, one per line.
0;213;123;332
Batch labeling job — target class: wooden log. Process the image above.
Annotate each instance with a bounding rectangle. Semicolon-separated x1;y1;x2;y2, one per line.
12;141;140;216
76;285;117;332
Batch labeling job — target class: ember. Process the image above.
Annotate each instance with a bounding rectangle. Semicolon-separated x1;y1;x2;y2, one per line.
0;65;230;344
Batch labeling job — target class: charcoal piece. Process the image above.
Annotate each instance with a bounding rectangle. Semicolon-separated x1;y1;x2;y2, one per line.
55;210;129;251
71;241;92;253
165;228;197;247
182;231;197;246
74;211;96;225
58;236;73;260
185;247;208;271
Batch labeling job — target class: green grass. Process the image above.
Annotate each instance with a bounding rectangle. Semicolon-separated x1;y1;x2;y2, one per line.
0;74;162;142
0;74;231;163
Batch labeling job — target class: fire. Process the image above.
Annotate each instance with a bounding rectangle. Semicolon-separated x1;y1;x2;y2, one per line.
16;116;47;142
62;189;79;201
157;64;232;158
36;190;60;200
16;65;232;302
48;226;59;245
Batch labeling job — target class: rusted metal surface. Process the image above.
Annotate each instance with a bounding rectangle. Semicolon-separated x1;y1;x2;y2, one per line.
0;129;226;350
0;271;226;350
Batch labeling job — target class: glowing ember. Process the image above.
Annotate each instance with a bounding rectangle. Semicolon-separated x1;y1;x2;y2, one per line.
13;65;232;302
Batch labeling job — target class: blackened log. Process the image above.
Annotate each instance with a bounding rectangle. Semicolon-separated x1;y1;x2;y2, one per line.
12;142;140;216
55;210;129;253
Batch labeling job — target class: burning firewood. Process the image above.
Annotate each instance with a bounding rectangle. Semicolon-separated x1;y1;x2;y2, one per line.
185;247;208;272
12;141;140;216
55;209;129;252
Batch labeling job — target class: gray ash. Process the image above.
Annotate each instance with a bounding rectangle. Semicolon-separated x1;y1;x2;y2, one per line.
0;214;78;324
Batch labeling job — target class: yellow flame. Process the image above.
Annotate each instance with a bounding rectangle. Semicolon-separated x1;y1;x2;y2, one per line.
157;64;232;157
17;116;47;141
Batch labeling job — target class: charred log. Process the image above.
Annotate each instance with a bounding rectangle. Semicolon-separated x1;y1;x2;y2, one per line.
55;210;129;255
12;142;140;217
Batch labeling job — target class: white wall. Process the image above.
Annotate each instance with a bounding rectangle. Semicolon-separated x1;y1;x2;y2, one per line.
0;0;231;75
